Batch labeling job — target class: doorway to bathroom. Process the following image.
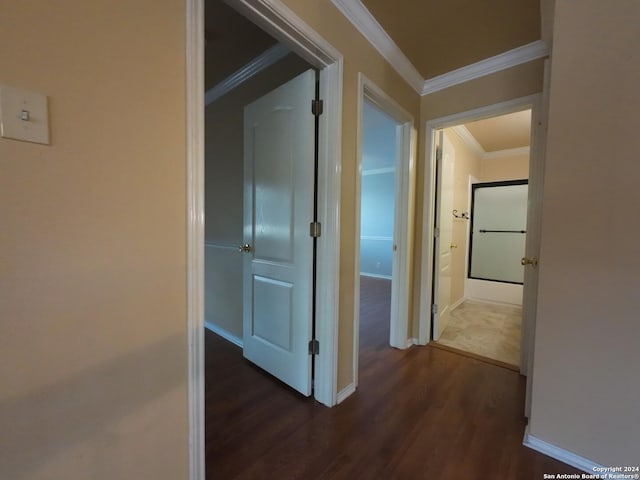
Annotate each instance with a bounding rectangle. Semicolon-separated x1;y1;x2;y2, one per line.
430;108;533;369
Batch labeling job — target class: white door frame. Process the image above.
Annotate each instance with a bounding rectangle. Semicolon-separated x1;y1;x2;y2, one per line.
417;93;546;378
186;0;344;478
352;74;417;389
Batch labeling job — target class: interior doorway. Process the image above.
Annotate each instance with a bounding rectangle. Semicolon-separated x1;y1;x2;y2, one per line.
418;94;547;411
430;111;532;369
198;0;344;413
349;75;416;398
357;100;398;369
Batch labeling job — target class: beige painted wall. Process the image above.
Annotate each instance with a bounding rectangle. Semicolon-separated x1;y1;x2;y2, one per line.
529;0;640;464
280;0;421;391
205;54;310;339
0;1;188;479
481;152;529;182
412;60;544;338
444;130;481;306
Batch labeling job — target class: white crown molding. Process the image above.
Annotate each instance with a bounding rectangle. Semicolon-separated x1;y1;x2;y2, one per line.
523;428;604;474
451;125;485;157
330;0;424;94
422;40;550;95
329;1;549;97
204;43;289;105
483;146;530;160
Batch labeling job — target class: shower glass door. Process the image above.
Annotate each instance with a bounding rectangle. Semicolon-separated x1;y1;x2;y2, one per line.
469;180;528;284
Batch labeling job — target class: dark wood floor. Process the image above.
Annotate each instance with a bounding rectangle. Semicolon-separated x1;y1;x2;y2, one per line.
205;276;581;479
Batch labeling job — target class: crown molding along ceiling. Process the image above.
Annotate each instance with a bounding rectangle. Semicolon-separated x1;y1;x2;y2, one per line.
205;43;290;105
330;0;549;96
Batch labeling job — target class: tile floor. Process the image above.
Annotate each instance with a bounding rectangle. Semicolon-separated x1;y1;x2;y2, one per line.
437;300;522;367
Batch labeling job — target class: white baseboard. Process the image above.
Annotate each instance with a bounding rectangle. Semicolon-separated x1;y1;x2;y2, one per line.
205;321;243;348
523;427;604;474
465;278;523;306
336;382;356;404
450;297;465;311
360;272;392;280
406;337;419;348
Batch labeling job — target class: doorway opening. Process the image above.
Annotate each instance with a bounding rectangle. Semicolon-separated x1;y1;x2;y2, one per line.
430;110;532;369
349;75;416;399
195;0;343;427
418;94;547;401
357;100;398;367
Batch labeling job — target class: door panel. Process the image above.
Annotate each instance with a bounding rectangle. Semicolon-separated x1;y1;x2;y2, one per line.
242;69;315;396
433;131;455;340
252;276;293;351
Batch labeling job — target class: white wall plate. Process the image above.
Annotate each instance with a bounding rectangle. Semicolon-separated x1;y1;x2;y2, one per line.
0;85;50;145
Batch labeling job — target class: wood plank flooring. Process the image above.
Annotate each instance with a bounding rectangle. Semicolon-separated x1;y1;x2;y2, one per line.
205;276;581;479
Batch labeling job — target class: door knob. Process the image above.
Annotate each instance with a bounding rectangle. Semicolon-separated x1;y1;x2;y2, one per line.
450;244;458;249
238;243;252;253
521;257;538;267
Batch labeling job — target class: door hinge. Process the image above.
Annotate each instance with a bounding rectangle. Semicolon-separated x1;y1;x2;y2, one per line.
436;146;442;162
434;227;440;238
308;339;319;355
312;99;324;116
431;304;438;316
310;221;322;238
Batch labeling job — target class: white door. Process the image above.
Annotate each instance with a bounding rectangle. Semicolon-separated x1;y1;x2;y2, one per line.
433;131;455;340
242;70;316;396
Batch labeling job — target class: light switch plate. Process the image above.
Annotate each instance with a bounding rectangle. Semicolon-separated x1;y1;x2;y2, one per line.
0;85;50;145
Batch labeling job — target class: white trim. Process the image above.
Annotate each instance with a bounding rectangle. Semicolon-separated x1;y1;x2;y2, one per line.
336;383;356;404
204;43;289;105
315;60;343;408
451;125;484;157
422;41;550;95
205;321;243;348
330;0;424;94
419;95;540;347
230;0;341;66
523;427;605;474
360;235;393;242
449;296;465;312
227;0;343;408
524;60;551;412
483;146;530;160
327;2;549;97
405;337;419;348
465;279;523;306
360;272;392;280
186;0;205;479
361;166;395;176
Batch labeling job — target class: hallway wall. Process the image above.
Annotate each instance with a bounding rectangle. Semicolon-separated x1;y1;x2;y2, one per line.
529;0;640;465
0;1;189;478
